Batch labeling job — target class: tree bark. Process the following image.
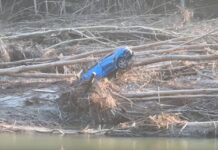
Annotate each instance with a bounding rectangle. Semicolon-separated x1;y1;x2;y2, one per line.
0;58;96;75
45;0;49;15
123;88;218;98
0;0;2;13
33;0;38;15
134;55;218;67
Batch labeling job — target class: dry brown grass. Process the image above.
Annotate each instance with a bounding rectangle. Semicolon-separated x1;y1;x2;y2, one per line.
116;67;159;84
89;78;118;109
149;112;186;129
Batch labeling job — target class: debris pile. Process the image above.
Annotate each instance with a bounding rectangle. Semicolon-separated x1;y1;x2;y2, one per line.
1;4;218;137
148;113;186;129
89;79;117;109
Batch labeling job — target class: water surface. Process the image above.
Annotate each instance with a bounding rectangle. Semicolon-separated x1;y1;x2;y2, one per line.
0;134;217;150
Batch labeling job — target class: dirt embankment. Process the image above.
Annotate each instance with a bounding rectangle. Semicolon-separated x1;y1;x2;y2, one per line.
1;2;218;137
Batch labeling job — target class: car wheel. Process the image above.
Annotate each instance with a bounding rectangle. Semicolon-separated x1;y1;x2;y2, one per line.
117;57;128;69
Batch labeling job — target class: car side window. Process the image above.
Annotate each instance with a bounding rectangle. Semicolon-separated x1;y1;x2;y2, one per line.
99;53;114;62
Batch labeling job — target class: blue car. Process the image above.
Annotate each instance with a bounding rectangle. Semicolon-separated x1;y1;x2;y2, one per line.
80;47;134;80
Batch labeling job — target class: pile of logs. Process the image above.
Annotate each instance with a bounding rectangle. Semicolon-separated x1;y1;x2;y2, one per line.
1;12;218;137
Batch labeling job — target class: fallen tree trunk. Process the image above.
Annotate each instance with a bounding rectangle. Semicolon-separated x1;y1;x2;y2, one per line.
131;94;218;102
147;121;218;137
107;121;218;137
43;37;101;50
1;28;84;40
0;58;96;75
131;36;192;51
1;26;176;40
134;54;218;67
96;31;175;40
0;123;109;135
8;73;76;78
64;49;113;60
136;44;218;55
123;88;218;98
0;54;217;75
64;41;216;60
0;57;58;68
59;37;192;60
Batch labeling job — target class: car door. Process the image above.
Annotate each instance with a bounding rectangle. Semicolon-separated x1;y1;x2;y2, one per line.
99;53;116;74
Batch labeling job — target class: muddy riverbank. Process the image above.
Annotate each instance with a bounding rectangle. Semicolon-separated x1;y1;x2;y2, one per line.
1;1;218;137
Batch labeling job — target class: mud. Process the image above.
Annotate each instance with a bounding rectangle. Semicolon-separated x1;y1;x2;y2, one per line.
1;1;218;137
0;81;71;127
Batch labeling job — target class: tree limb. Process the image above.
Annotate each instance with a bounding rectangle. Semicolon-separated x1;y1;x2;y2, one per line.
0;58;96;75
134;54;218;67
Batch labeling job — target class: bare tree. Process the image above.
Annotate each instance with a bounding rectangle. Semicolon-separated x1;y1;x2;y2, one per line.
180;0;186;7
0;0;2;13
60;0;66;16
33;0;38;15
45;0;49;15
